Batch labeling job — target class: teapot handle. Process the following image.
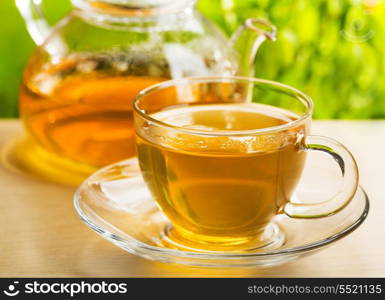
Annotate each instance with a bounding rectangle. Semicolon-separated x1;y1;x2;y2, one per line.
16;0;53;45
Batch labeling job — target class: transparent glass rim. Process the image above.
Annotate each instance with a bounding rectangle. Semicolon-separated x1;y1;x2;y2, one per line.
133;76;314;137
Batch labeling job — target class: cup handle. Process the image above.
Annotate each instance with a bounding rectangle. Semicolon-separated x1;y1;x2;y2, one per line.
283;135;359;218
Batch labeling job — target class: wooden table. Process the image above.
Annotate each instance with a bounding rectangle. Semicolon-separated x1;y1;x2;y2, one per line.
0;120;384;277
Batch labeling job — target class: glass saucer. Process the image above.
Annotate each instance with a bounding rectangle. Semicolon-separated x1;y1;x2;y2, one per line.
74;158;369;268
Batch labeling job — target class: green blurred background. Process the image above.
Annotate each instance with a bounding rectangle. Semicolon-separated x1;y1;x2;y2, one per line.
1;0;384;118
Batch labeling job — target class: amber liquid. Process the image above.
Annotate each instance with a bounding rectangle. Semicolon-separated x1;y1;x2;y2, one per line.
137;104;308;247
20;75;167;167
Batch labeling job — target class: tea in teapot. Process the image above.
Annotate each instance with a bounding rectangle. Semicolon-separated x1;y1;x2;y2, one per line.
16;0;275;183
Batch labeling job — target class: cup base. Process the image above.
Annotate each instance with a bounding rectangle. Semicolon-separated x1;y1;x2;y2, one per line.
157;222;285;252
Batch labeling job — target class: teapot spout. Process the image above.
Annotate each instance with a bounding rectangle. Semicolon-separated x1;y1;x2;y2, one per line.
230;18;276;77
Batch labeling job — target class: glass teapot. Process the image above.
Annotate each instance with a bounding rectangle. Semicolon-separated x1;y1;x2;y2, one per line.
16;0;276;173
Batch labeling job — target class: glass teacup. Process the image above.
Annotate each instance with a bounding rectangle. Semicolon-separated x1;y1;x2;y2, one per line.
133;76;358;251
